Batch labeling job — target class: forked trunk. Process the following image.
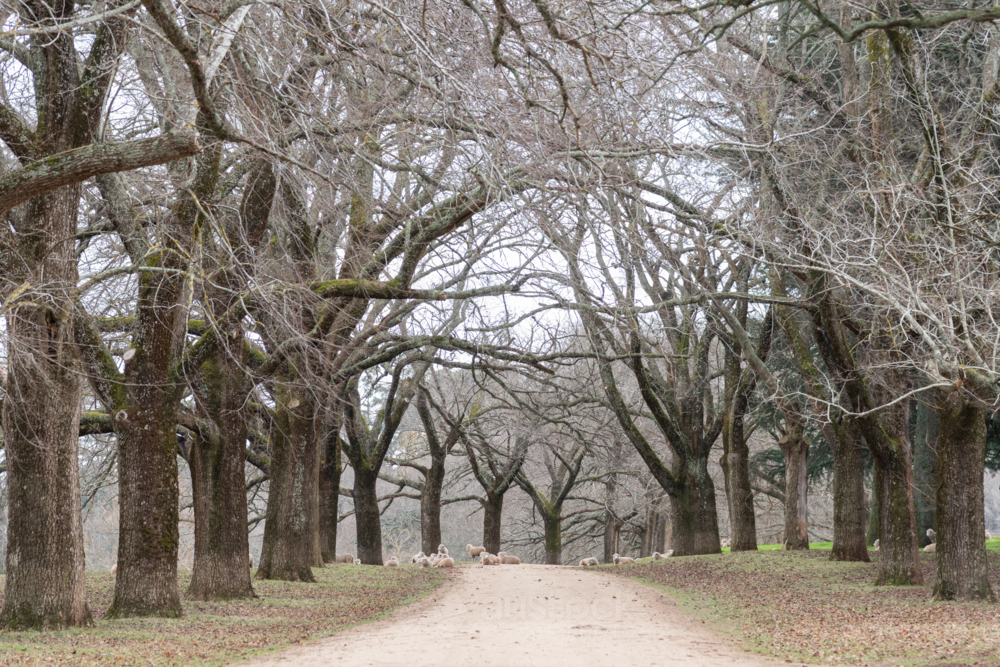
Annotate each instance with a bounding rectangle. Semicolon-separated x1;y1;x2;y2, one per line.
668;458;721;556
780;431;809;550
483;494;504;555
420;451;446;556
932;395;994;601
874;453;923;586
353;467;384;564
319;430;342;563
257;400;318;582
830;420;870;562
543;513;562;565
2;191;92;628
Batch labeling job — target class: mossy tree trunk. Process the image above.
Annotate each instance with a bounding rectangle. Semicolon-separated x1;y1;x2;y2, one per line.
257;395;319;582
517;446;587;565
668;456;722;556
186;345;255;601
932;394;994;601
829;419;870;562
2;191;92;630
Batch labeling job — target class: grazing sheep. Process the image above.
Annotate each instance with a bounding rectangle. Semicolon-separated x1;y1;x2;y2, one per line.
612;553;635;565
336;553;355;564
499;554;521;565
720;539;731;548
111;563;117;575
411;551;426;563
385;556;399;568
467;545;486;559
435;556;455;568
926;528;936;542
924;543;936;553
437;544;449;556
872;539;879;552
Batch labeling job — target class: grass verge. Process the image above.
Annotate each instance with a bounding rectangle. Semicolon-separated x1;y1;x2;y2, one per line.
0;566;444;666
607;548;1000;666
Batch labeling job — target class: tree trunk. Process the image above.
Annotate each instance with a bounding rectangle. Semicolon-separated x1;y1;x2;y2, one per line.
668;457;721;556
483;494;504;554
543;513;562;565
722;414;758;552
318;429;342;563
912;401;938;548
257;399;318;582
830;420;870;562
780;430;810;550
1;189;92;629
421;451;446;556
603;513;621;563
874;453;923;586
107;254;190;617
353;467;384;565
932;395;994;601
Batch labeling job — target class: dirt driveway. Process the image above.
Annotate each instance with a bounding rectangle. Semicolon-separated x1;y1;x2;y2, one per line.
237;564;797;667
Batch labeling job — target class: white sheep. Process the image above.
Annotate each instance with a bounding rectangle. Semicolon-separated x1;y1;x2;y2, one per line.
336;553;355;564
435;556;455;568
411;551;426;563
437;544;449;556
720;539;731;548
579;557;599;567
499;554;521;565
612;553;635;565
651;551;667;560
987;530;993;541
480;552;500;566
466;544;486;559
354;557;362;564
872;539;879;552
385;556;399;568
111;563;117;575
249;554;254;568
926;528;936;542
419;557;433;568
924;543;936;553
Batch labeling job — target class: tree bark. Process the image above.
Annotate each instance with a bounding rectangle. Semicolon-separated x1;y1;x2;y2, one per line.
319;428;342;563
353;467;384;565
669;457;722;556
186;348;255;601
603;513;622;563
1;190;92;630
543;513;562;565
873;454;923;585
722;413;758;551
830;419;870;562
483;494;504;555
779;428;810;550
256;398;318;582
932;394;994;601
420;452;445;557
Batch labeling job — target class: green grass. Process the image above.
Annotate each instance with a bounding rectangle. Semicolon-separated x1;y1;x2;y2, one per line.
0;566;445;666
611;548;1000;666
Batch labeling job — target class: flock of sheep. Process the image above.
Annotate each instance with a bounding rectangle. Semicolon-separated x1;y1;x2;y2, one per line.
331;544;524;568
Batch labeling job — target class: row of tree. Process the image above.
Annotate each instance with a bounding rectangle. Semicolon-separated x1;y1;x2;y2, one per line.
1;0;999;631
